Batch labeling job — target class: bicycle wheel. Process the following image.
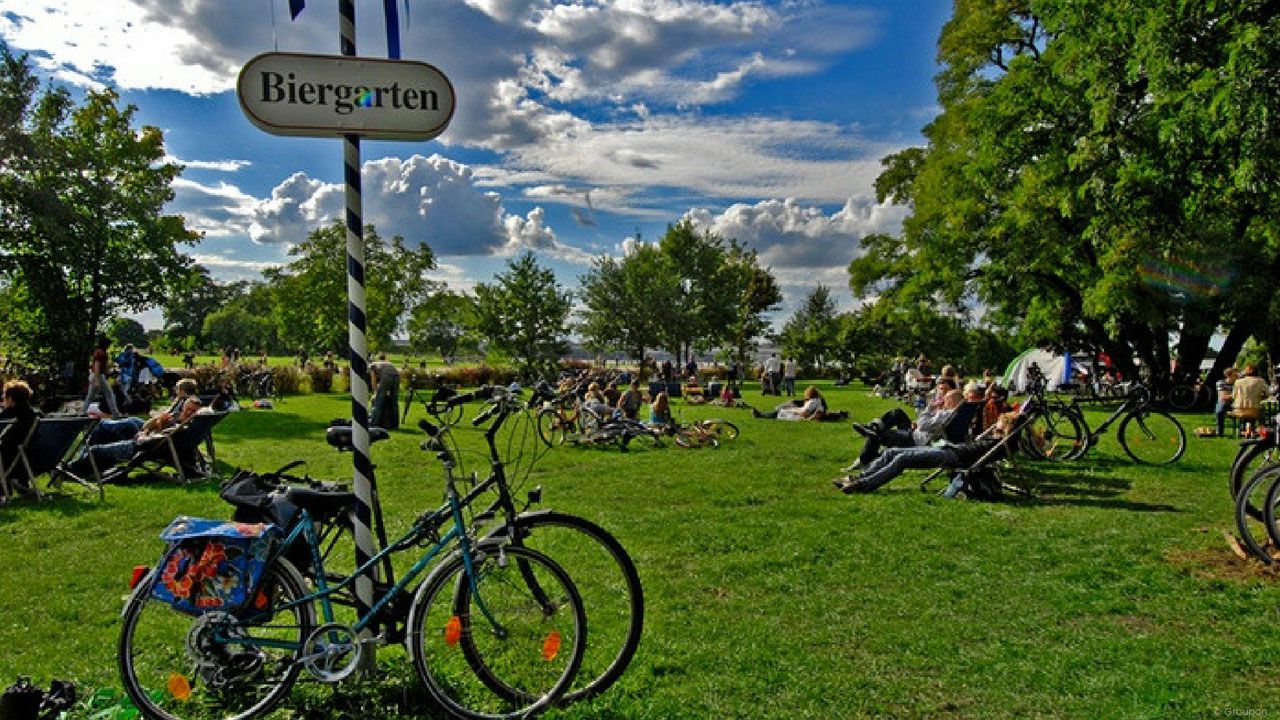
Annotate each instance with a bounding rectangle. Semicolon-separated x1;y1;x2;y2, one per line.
1023;406;1085;462
409;544;586;720
1118;410;1186;464
1261;465;1280;554
490;512;644;703
1230;438;1276;508
622;425;664;450
672;428;709;449
118;559;314;720
536;409;569;448
700;419;739;442
1166;384;1197;412
1235;464;1280;563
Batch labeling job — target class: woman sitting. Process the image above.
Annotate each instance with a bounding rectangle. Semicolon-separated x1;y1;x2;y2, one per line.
753;386;831;420
68;379;204;479
648;391;673;426
0;380;38;496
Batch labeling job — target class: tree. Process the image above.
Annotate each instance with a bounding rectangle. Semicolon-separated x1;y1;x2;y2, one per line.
578;244;679;361
106;317;147;348
779;286;839;370
473;252;572;378
0;44;198;372
202;306;276;353
162;266;237;348
407;291;480;361
265;221;438;353
852;2;1280;389
720;244;782;367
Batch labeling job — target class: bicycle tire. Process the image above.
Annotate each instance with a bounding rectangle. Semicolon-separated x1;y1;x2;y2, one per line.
1023;405;1085;462
1118;409;1186;464
118;559;315;720
1235;464;1280;563
536;409;570;447
1166;384;1197;412
672;428;708;449
483;511;644;704
700;419;739;442
1261;464;1280;555
1230;438;1276;512
408;543;586;720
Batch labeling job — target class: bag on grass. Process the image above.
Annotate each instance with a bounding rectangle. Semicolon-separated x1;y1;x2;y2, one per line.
958;468;1003;501
151;517;280;616
0;678;41;720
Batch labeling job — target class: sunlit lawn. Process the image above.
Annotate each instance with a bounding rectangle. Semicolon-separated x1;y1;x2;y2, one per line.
2;383;1277;719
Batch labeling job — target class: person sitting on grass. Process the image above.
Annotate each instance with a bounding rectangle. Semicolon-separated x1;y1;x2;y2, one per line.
751;385;845;421
649;391;673;426
617;379;645;420
835;411;1019;494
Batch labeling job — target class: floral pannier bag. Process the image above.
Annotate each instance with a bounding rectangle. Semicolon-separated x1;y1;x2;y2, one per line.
151;517;282;616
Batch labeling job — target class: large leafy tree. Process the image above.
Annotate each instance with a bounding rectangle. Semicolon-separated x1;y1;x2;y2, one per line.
473;252;572;378
0;44;197;371
853;1;1280;387
162;266;238;349
264;221;438;353
578;244;679;361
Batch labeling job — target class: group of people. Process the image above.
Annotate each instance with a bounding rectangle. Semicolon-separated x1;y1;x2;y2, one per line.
760;353;798;397
1213;364;1270;437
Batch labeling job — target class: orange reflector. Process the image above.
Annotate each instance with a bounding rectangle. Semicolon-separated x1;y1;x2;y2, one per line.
129;565;148;590
167;673;192;701
444;616;462;646
254;591;269;609
542;631;562;661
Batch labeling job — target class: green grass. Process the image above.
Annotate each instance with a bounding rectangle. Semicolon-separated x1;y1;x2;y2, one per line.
3;384;1279;719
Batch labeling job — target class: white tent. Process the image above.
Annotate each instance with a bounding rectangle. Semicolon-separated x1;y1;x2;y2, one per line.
1002;348;1075;392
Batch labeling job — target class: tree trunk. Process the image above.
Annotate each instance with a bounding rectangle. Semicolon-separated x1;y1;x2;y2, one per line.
1208;319;1252;386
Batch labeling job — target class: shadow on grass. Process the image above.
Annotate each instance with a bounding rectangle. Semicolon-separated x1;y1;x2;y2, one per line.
1007;464;1182;513
0;490;101;523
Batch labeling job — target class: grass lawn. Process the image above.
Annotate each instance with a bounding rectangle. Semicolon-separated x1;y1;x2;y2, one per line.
2;383;1278;719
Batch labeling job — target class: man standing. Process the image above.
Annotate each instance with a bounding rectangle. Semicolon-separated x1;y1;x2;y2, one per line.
84;336;120;418
783;357;797;396
764;353;781;396
370;352;401;430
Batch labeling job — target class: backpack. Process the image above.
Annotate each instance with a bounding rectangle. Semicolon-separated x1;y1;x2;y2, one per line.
943;468;1003;501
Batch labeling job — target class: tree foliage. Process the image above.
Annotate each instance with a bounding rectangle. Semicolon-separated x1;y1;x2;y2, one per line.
0;44;197;370
780;286;840;369
853;1;1280;386
473;252;572;377
407;290;480;361
264;221;438;353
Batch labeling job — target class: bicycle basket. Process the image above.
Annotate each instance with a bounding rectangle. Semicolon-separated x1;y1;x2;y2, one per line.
151;517;281;616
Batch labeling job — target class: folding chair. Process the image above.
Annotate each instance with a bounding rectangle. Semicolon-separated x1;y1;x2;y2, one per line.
39;416;103;500
919;411;1035;497
103;411;230;485
141;411;229;484
0;418;39;501
916;401;984;491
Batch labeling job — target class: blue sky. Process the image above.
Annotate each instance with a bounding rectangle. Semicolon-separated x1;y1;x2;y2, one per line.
0;0;951;329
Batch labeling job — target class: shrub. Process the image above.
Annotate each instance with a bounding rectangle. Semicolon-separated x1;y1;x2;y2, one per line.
306;365;335;393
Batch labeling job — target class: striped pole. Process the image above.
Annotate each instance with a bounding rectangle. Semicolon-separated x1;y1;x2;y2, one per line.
339;0;379;661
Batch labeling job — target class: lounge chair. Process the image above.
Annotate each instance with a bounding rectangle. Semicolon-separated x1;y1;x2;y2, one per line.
102;411;230;485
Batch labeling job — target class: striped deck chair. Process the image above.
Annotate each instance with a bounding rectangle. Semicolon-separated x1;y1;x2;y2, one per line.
111;410;229;484
0;418;39;501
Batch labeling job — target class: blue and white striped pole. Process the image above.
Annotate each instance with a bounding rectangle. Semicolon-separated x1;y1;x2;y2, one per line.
338;0;379;659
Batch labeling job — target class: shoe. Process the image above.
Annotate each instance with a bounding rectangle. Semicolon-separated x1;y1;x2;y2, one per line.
840;460;862;473
832;475;853;490
751;407;763;418
851;422;874;437
840;479;872;494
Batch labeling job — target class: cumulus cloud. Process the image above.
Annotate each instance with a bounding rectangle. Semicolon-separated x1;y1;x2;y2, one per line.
684;196;906;270
242;153;593;263
169;177;259;237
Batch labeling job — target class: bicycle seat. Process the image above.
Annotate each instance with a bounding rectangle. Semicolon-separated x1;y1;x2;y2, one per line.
325;425;391;451
281;485;357;519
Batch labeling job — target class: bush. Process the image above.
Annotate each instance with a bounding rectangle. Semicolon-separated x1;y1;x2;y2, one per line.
306;365;335;393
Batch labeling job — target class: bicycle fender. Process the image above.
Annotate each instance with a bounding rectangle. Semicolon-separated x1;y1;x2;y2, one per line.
402;538;510;652
478;509;557;543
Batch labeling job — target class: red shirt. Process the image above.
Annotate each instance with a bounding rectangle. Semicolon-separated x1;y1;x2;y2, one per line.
91;348;108;375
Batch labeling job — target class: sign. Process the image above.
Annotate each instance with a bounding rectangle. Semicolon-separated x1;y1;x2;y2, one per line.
237;52;454;141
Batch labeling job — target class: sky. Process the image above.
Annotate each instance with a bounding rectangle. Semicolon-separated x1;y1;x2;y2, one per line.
0;0;952;330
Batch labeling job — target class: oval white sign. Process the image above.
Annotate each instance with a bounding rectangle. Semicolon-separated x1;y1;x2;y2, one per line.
237;52;455;141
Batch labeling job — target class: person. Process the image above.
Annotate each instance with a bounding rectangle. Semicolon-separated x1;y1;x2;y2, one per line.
916;354;932;377
1214;367;1239;437
685;358;699;382
182;352;196;370
753;385;827;420
727;362;740;393
848;389;965;469
764;353;781;396
982;383;1011;431
782;357;797;397
297;348;310;368
258;349;269;367
116;344;139;402
649;391;673;426
323;351;337;371
582;381;612;419
0;380;38;495
68;379;204;480
617;380;644;420
84;336;120;418
836;412;1019;494
1232;364;1269;436
369;352;401;430
603;381;621;407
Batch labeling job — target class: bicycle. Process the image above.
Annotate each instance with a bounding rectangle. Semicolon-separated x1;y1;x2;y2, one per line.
533;384;592;447
1228;429;1279;563
118;416;588;720
402;383;464;427
660;416;739;449
422;385;645;702
1020;366;1185;464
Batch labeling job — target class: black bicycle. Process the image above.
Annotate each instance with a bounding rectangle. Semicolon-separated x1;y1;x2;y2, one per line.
423;385;644;703
1230;430;1279;562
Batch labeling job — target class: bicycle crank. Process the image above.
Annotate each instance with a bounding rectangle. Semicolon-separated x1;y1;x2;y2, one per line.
301;623;362;682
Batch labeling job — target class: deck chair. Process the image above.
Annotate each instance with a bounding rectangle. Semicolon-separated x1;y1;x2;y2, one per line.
105;411;229;484
29;416;103;500
935;412;1037;499
917;401;985;491
0;418;40;501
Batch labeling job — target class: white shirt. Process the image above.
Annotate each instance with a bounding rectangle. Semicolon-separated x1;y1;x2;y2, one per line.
783;360;796;379
764;356;780;374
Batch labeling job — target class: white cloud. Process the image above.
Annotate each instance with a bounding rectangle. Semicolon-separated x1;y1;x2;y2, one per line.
169;177;259;237
166;155;252;172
